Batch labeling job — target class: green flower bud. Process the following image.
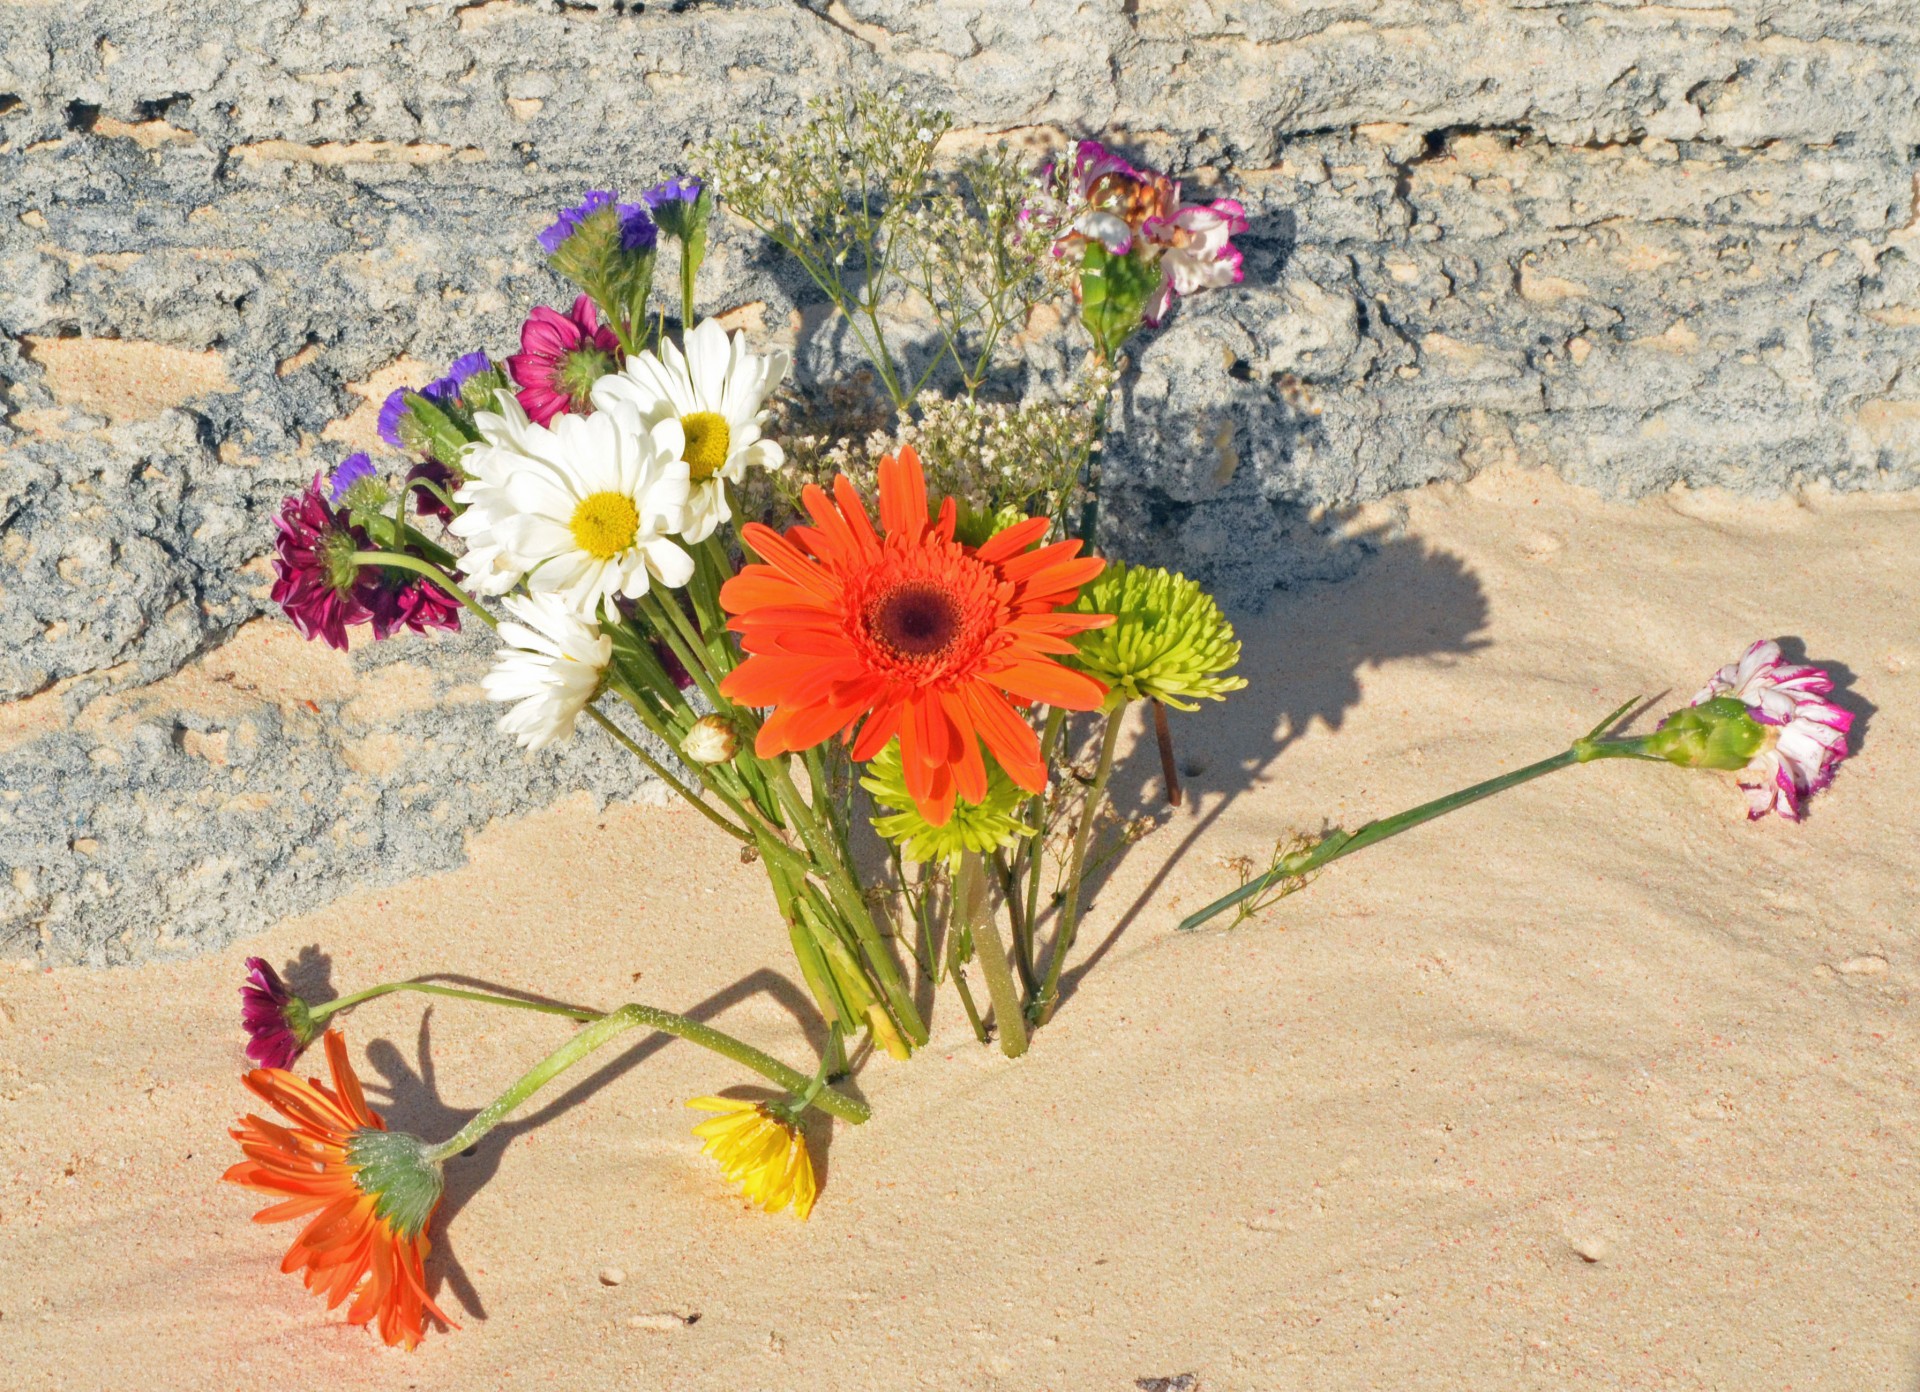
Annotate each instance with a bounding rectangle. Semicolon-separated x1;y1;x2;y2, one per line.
1067;562;1247;711
682;714;739;765
860;739;1033;869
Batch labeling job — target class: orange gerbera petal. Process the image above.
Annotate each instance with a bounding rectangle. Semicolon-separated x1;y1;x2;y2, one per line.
718;446;1110;824
224;1029;453;1350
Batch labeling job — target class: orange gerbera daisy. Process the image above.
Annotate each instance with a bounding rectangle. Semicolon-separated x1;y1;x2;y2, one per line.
224;1029;454;1349
719;446;1111;824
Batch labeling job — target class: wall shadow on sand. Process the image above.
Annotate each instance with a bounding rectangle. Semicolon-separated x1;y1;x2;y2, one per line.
1045;519;1491;1004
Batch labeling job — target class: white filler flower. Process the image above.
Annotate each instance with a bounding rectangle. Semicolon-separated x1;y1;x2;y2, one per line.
452;392;694;618
592;319;789;544
484;592;613;750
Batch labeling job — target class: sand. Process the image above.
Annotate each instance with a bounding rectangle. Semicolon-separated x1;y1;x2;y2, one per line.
4;469;1916;1391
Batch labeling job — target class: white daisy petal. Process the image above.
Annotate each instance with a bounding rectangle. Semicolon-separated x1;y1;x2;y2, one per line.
450;386;694;621
589;324;788;542
483;593;612;750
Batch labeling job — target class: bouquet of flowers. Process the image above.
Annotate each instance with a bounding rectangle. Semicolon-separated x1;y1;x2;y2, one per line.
228;91;1855;1350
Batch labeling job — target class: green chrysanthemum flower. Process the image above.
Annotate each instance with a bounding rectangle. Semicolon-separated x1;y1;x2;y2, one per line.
861;740;1034;868
1067;562;1247;711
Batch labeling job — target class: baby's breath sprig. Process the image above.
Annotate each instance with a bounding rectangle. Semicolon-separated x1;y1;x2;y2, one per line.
770;358;1118;536
895;147;1054;395
698;89;950;407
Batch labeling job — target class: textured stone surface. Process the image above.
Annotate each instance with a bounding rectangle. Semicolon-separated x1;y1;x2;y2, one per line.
2;0;1917;963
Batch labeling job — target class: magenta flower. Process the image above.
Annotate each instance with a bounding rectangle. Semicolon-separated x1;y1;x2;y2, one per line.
270;477;380;650
240;957;313;1069
506;295;621;426
370;570;463;641
1143;198;1248;325
406;457;458;524
271;475;462;648
1692;639;1855;820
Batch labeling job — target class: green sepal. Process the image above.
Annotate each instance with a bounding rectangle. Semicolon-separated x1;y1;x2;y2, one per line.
1079;241;1159;358
1641;696;1767;770
398;393;478;470
345;1129;445;1240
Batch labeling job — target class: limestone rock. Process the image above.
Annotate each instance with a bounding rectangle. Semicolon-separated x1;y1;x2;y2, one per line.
1;0;1915;962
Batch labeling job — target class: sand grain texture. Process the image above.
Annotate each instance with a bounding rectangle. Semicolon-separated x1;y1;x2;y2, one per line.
3;473;1916;1390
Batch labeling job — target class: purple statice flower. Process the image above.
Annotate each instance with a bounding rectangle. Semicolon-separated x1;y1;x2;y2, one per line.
1690;639;1855;821
641;175;704;212
271;477;380;649
641;177;708;248
378;387;413;449
617;203;658;253
240;957;313;1070
422;351;493;406
325;452;377;504
539;189;617;254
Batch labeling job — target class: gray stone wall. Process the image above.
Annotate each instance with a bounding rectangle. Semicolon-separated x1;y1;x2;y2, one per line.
3;0;1917;963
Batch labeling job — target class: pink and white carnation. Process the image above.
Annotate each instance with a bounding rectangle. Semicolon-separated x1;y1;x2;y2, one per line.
1692;639;1854;821
1142;198;1249;325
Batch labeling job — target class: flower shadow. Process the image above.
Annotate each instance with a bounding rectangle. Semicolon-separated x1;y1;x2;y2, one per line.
353;966;846;1327
1041;520;1492;1004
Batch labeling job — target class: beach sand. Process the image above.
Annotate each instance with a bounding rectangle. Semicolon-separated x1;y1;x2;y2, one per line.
4;469;1916;1390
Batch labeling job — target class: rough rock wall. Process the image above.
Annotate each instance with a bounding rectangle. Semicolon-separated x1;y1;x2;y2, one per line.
2;0;1917;964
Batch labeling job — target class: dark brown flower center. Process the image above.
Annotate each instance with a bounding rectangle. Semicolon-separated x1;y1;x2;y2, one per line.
869;583;963;660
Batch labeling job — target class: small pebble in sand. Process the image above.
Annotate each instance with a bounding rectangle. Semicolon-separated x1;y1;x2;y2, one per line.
1837;955;1888;976
598;1266;625;1287
627;1312;689;1331
1568;1233;1610;1263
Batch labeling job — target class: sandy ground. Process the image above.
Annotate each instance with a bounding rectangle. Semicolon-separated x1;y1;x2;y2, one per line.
4;470;1917;1391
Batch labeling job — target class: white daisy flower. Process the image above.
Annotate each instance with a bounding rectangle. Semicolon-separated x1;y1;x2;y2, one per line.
450;392;694;619
590;319;790;544
483;592;613;750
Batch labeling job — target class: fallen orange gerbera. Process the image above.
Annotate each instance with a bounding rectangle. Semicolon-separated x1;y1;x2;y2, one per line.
719;446;1111;824
225;1029;453;1349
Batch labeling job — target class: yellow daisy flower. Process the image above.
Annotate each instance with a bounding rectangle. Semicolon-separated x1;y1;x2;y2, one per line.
687;1097;818;1219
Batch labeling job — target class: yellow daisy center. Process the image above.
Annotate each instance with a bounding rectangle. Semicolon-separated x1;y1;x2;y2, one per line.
569;491;640;560
681;411;732;481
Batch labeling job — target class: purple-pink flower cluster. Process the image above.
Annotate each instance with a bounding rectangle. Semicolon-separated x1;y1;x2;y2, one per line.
1028;139;1248;326
270;472;461;651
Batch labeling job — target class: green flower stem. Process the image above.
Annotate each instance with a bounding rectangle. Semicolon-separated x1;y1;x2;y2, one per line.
424;1001;870;1164
395;524;457;572
309;981;599;1027
766;760;929;1047
350;551;495;629
958;851;1027;1058
1176;729;1660;933
993;849;1039;999
636;592;729;713
1036;711;1125;1025
947;920;990;1045
1020;706;1068;940
679;253;697;337
583;705;754;845
688;537;737;671
1074;373;1115;549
